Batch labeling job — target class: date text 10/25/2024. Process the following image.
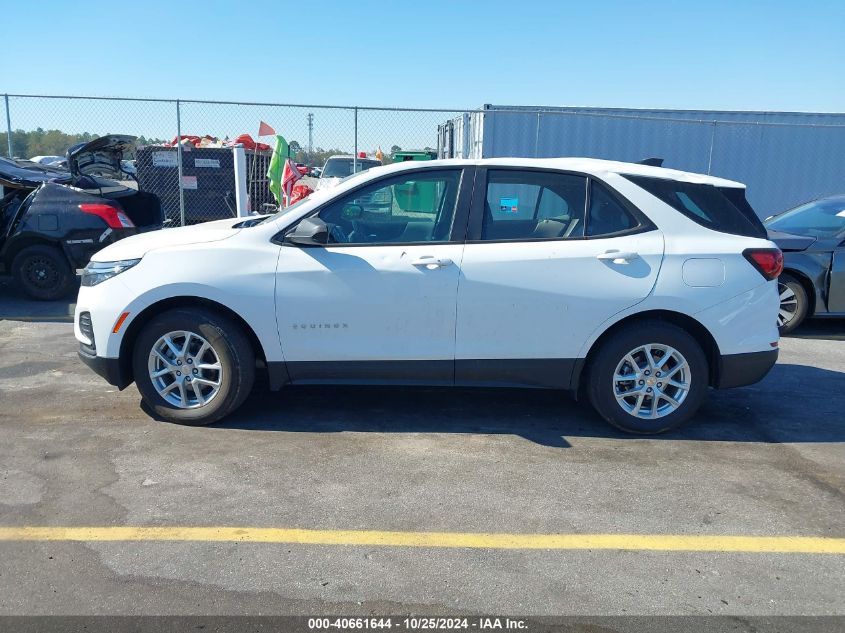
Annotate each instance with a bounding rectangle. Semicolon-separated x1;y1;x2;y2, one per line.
308;617;528;631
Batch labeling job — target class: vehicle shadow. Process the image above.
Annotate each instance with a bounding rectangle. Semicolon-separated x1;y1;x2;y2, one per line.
0;274;77;322
787;318;845;342
210;362;845;447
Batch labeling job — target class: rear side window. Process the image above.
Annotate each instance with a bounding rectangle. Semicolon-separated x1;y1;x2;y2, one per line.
482;170;587;241
625;175;767;238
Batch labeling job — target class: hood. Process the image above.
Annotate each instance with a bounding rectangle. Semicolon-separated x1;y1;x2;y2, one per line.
766;229;818;252
91;217;244;261
67;134;136;179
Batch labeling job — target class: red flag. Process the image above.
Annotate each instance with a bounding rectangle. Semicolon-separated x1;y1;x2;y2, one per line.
282;159;306;206
257;121;276;136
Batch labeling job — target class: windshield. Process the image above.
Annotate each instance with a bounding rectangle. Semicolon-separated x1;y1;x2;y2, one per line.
321;158;381;179
267;196;311;222
267;169;373;223
765;197;845;238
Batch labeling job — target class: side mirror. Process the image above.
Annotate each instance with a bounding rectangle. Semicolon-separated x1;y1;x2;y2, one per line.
342;203;364;220
286;217;329;246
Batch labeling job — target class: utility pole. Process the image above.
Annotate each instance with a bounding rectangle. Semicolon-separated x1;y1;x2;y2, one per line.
307;113;313;163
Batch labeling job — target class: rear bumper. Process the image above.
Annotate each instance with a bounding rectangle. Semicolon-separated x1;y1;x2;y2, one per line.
716;349;778;389
77;348;131;390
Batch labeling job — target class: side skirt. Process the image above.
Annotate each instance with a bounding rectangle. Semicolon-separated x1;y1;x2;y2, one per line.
266;359;577;390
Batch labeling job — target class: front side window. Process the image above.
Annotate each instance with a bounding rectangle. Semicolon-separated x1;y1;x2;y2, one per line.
482;170;587;240
318;169;462;244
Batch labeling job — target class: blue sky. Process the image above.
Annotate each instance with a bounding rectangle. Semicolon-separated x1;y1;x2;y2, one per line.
4;0;844;112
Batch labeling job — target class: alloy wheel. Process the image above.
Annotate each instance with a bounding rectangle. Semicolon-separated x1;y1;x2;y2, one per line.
147;330;223;409
613;344;691;419
777;282;798;328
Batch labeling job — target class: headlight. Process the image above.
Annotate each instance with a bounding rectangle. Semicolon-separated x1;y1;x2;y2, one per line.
81;259;141;287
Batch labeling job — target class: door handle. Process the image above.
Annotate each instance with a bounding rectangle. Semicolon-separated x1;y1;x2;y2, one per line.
411;256;453;269
596;250;640;264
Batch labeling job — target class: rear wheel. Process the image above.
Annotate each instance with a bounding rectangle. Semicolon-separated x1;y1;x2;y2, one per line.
11;244;76;301
777;273;808;335
132;308;255;425
586;321;709;434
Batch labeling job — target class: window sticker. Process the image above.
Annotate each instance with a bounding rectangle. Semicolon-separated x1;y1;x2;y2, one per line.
499;197;519;213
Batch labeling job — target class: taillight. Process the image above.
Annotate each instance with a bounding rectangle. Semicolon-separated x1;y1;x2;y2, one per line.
743;248;783;281
79;203;134;229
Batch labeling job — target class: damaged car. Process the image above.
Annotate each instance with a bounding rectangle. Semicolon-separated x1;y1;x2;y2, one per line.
0;135;164;300
765;194;845;333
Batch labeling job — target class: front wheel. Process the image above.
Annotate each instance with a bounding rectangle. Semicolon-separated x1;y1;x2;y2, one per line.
132;308;255;425
586;321;709;434
777;273;808;335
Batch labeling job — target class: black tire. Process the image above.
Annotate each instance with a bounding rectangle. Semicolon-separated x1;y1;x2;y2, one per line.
586;320;709;434
132;308;255;425
777;273;808;335
11;244;76;301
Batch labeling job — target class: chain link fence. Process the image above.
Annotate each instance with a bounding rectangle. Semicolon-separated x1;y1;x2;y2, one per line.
3;94;845;222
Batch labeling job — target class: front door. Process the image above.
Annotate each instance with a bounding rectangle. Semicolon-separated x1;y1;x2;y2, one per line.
275;167;472;383
828;241;845;313
455;168;664;388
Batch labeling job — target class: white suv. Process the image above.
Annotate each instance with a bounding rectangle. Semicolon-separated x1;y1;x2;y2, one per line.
75;158;782;434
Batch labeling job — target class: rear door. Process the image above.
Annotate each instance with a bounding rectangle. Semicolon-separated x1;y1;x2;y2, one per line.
454;168;664;388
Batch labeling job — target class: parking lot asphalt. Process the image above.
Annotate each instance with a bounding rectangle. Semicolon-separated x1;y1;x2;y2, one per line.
0;289;843;617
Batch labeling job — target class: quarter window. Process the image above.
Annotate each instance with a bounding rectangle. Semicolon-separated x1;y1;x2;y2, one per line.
586;181;639;236
624;174;766;238
481;170;587;241
318;169;462;245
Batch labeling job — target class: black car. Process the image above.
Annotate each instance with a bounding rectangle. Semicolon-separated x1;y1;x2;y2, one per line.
0;135;164;300
765;194;845;333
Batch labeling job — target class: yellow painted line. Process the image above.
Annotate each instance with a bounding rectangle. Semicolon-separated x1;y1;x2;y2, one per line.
0;527;843;553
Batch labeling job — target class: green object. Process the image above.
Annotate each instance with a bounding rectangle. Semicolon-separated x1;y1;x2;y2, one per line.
391;151;438;212
392;150;437;163
266;135;290;203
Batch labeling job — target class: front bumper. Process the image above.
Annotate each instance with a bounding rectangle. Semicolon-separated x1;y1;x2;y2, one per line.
716;349;778;389
78;347;132;390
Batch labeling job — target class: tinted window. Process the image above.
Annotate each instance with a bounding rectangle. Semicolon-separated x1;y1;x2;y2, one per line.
765;197;845;238
318;169;461;245
586;181;638;236
625;175;766;238
482;170;587;241
321;158;382;178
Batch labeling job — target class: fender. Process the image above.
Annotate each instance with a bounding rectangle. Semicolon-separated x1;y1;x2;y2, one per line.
780;251;832;314
113;283;282;362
